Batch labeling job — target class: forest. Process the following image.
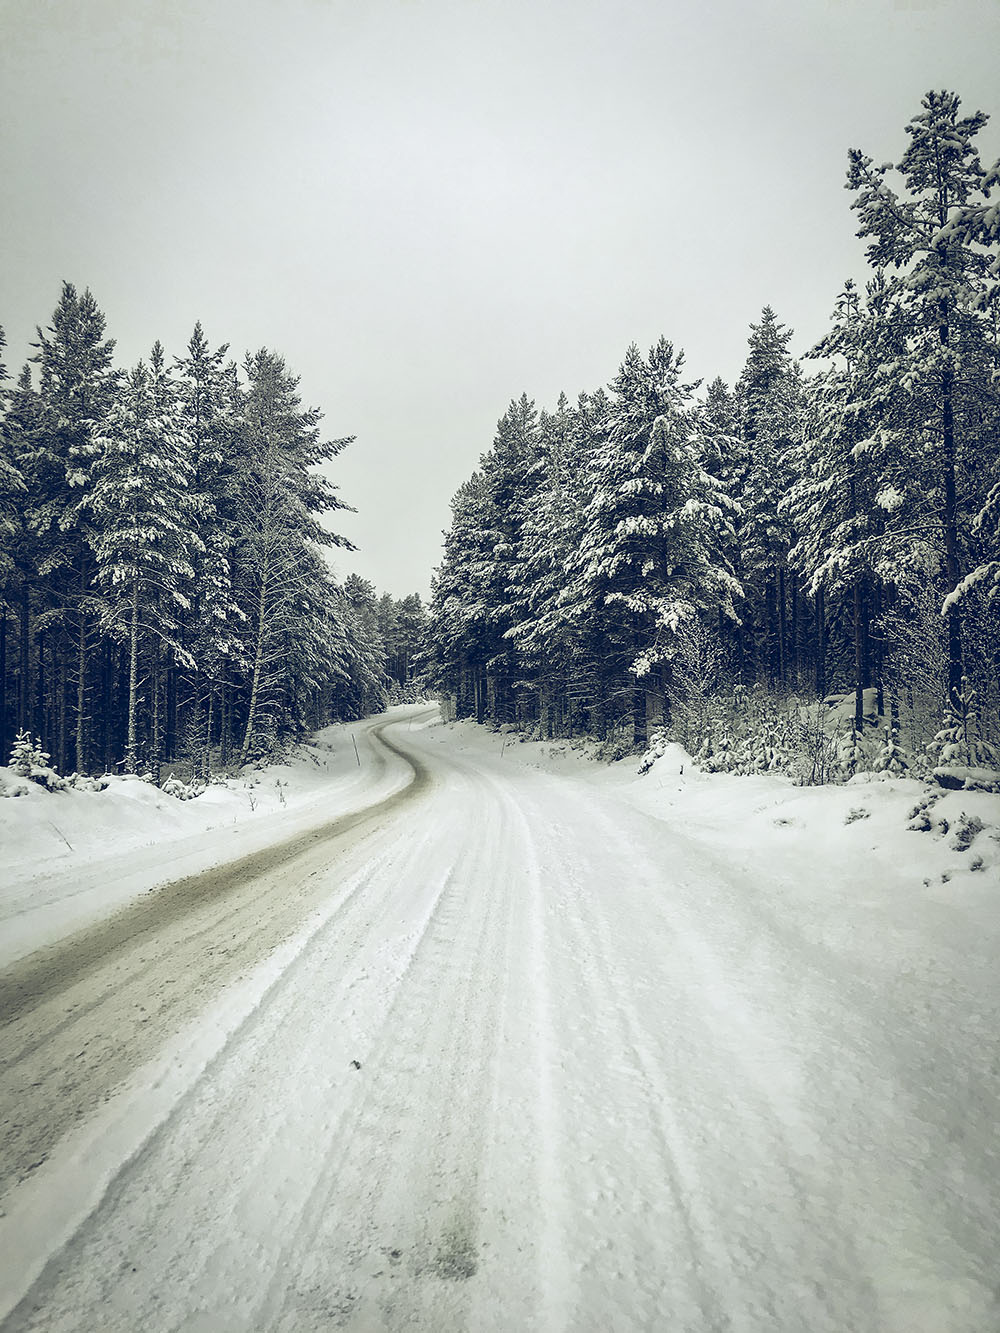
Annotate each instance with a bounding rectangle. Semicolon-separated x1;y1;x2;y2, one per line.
426;91;1000;782
0;295;426;782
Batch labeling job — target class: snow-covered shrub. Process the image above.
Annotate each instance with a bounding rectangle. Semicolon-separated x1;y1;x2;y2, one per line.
879;580;949;755
10;730;48;777
907;791;942;832
699;723;735;773
8;730;67;791
787;701;838;785
951;814;985;852
596;728;637;763
739;692;805;776
927;683;999;778
832;725;874;782
161;774;206;801
64;772;111;792
872;725;910;777
664;618;725;755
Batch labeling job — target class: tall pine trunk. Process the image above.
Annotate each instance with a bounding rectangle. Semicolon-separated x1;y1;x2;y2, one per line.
777;568;787;688
35;627;45;741
815;588;826;700
940;328;964;716
0;611;6;763
853;577;870;733
151;637;162;784
76;594;89;772
241;568;269;762
18;582;30;733
57;643;68;774
125;574;140;772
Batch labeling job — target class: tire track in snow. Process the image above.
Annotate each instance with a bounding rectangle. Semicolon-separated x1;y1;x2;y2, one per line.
585;800;1000;1332
256;764;516;1331
534;787;873;1332
508;788;733;1331
0;805;454;1332
8;718;996;1331
472;776;576;1333
0;715;429;1201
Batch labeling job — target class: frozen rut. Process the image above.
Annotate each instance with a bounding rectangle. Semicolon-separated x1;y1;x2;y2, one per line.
1;711;998;1331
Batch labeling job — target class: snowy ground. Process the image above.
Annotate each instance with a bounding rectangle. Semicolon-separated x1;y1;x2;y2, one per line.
1;706;999;1331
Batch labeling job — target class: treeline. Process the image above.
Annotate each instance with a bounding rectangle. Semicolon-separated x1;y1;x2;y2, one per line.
0;284;421;778
427;91;1000;777
376;591;429;697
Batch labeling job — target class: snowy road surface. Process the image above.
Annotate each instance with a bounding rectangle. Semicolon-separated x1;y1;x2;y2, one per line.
2;708;999;1331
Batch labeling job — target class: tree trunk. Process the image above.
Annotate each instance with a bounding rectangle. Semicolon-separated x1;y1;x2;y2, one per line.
631;685;647;749
765;579;778;686
76;597;88;773
872;581;884;720
241;570;269;762
220;663;232;765
790;578;799;689
165;659;177;763
125;576;140;772
35;626;45;742
777;567;787;688
853;579;866;733
204;685;214;779
940;345;963;716
815;588;826;699
100;640;114;772
475;669;486;726
18;582;30;734
58;642;68;774
0;611;7;763
151;637;162;784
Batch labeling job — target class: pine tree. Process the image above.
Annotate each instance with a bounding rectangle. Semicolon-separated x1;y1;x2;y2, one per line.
847;90;1000;719
0;328;27;762
233;349;354;761
31;283;118;770
783;279;902;729
505;391;597;735
571;338;739;745
477;393;541;724
86;352;202;772
428;472;496;722
733;307;803;687
172;323;246;765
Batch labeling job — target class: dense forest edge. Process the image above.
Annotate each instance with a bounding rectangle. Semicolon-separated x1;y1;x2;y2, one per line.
425;90;1000;787
0;297;428;789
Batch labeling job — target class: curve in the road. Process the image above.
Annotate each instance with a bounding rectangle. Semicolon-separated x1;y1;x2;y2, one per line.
0;715;430;1027
0;711;434;1199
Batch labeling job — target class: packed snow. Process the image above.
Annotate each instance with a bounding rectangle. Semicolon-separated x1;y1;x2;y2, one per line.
1;705;999;1331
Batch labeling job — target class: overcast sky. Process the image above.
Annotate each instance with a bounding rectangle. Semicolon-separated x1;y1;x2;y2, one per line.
2;0;998;598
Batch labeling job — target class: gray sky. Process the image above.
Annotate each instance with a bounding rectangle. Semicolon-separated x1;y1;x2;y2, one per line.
2;0;998;598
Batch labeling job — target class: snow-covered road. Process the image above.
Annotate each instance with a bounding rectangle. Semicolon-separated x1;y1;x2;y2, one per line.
2;709;998;1331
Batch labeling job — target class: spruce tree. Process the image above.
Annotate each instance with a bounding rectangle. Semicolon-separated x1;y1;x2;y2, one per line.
847;89;1000;718
733;307;802;687
571;338;738;745
233;349;354;760
31;283;118;769
86;353;202;772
